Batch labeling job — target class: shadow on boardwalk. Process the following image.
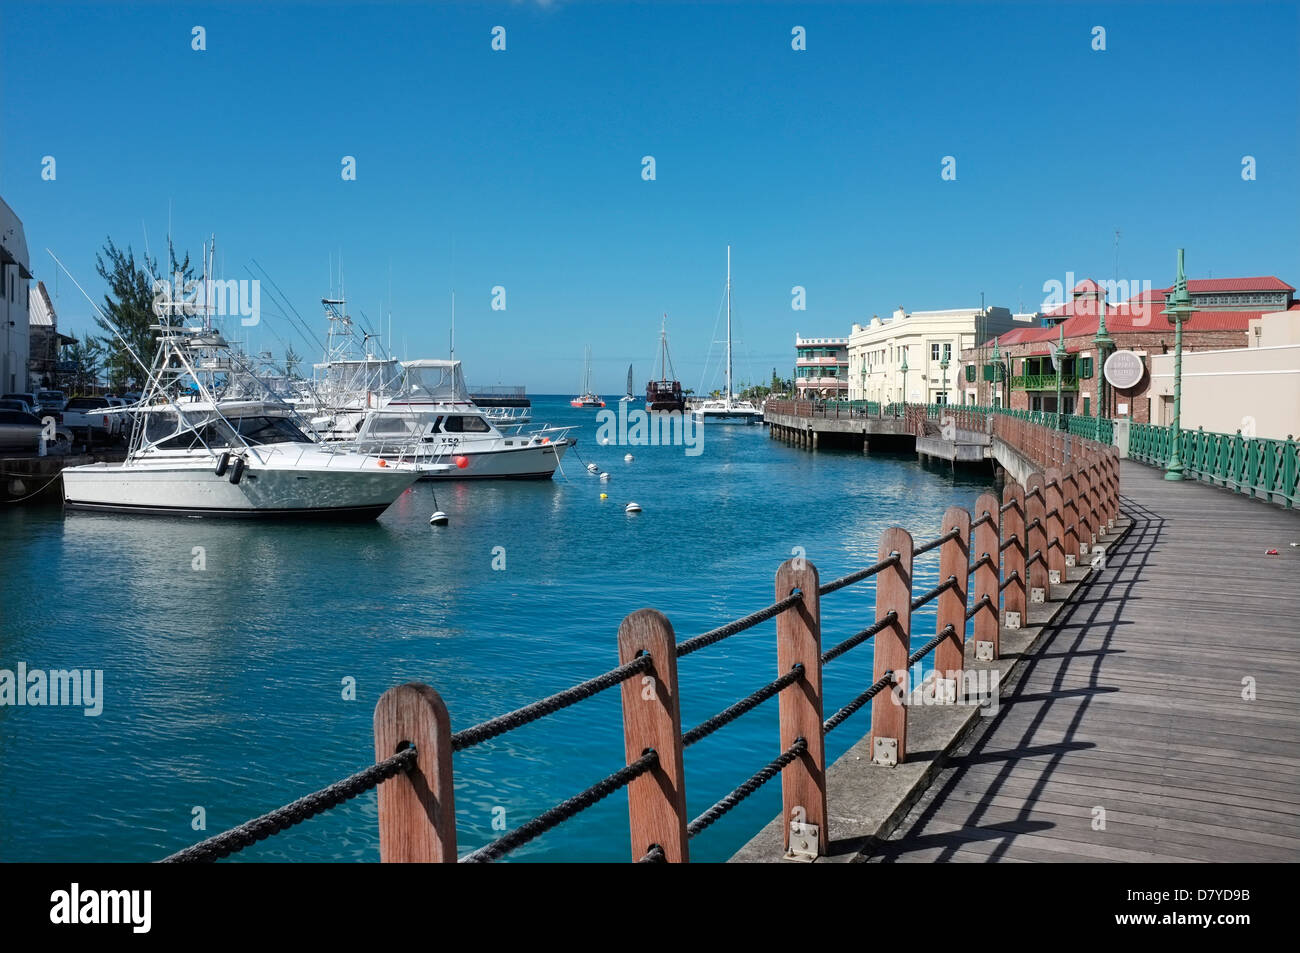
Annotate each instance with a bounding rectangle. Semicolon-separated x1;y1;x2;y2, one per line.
866;461;1300;863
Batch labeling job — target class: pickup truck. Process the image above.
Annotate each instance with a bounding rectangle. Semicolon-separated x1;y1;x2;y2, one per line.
61;396;123;445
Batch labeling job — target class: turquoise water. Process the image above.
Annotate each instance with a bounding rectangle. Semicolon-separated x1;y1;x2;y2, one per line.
0;397;996;862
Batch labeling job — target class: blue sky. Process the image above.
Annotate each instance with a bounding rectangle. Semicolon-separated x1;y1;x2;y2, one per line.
3;0;1297;393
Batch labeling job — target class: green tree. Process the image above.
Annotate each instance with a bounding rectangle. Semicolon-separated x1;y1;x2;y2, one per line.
61;336;103;393
94;238;193;391
283;343;302;379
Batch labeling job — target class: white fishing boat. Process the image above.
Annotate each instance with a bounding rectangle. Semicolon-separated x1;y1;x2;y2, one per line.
58;266;422;519
364;359;576;480
694;246;761;424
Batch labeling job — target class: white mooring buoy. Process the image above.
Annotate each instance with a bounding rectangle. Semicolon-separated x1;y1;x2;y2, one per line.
625;502;642;514
624;453;634;462
429;511;449;526
586;462;600;473
600;472;610;482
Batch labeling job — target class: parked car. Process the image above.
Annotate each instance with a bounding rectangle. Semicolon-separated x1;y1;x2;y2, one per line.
3;392;40;413
0;397;36;415
62;396;123;444
0;410;73;453
35;390;68;413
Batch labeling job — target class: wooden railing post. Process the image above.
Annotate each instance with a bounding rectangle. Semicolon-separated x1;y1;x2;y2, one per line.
1107;449;1119;528
1064;464;1081;567
1045;466;1066;586
1025;471;1049;606
618;609;689;862
1002;482;1026;631
775;558;828;858
933;506;971;696
374;682;457;862
871;529;913;766
1078;455;1095;550
972;493;1001;660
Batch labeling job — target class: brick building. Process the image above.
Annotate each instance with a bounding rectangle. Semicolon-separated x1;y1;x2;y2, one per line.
960;276;1296;423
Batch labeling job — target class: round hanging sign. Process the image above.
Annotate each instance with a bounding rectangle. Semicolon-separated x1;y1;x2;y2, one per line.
1104;350;1145;390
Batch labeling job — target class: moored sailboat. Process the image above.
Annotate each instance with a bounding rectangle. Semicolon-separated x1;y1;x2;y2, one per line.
693;245;761;424
571;346;605;408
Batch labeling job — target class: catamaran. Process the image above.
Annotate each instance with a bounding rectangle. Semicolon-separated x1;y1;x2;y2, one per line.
571;347;605;408
693;246;761;424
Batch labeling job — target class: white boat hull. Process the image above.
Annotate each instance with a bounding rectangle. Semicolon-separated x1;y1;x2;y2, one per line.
62;455;419;518
406;439;570;480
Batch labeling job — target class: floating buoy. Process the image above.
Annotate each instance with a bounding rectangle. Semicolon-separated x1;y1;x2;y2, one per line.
626;502;642;514
599;437;610;446
600;492;608;500
429;511;449;525
586;463;599;473
377;458;388;467
624;453;633;462
455;456;469;469
600;472;610;482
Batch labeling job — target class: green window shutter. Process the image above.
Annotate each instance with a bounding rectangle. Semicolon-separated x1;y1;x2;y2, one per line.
1079;357;1093;379
965;364;976;382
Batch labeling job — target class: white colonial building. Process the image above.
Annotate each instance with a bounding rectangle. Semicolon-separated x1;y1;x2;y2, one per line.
1;195;33;395
847;305;1026;405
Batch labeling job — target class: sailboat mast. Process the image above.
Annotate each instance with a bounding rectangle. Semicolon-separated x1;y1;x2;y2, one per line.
725;244;732;401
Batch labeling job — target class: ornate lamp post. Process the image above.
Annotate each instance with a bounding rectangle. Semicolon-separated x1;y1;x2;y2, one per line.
1054;324;1067;429
990;338;1001;408
900;349;909;408
939;355;950;405
1162;248;1193;481
1094;289;1114;420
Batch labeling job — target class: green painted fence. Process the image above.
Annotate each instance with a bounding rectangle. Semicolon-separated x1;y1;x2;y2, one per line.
1130;424;1298;508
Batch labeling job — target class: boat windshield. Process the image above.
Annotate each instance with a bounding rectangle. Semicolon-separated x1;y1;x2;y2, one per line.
153;414;311;450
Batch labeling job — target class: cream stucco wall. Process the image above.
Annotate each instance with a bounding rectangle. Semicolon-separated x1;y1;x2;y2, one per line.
1149;311;1300;439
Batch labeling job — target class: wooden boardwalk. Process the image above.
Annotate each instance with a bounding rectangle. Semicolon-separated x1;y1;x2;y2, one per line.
869;459;1300;863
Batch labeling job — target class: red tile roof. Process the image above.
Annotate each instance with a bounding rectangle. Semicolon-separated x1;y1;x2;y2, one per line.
979;305;1257;349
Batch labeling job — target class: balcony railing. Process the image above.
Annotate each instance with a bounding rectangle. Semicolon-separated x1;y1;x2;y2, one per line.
1010;373;1077;391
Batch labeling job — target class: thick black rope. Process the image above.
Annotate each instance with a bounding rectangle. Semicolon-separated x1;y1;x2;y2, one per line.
1026;551;1044;567
999;570;1022;591
910;575;957;612
160;747;418;863
821;612;896;665
682;665;804;748
637;844;667;863
999;533;1020;552
913;526;961;557
686;738;807;839
909;625;955;666
965;594;992;620
968;553;995;572
452;654;652;751
823;673;894;734
999;499;1019;513
461;750;659;863
970;512;993;529
817;552;900;596
676;592;803;658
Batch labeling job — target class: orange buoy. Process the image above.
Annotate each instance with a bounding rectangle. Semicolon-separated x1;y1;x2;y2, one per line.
378;458;388;467
542;437;550;444
455;456;469;469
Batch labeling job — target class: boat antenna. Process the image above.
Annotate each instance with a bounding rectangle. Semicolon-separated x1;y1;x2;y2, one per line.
450;289;455;360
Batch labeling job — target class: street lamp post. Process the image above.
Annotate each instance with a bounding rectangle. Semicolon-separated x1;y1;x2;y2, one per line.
939;356;949;405
1162;248;1192;481
990;339;1002;408
1054;324;1067;430
900;349;909;409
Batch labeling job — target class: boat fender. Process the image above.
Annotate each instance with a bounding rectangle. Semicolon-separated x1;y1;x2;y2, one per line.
228;456;245;485
215;452;231;476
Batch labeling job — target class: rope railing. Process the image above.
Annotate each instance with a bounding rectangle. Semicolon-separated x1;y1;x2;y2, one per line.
156;412;1121;864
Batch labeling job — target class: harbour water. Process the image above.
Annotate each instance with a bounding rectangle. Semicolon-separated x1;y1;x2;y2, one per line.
0;397;996;862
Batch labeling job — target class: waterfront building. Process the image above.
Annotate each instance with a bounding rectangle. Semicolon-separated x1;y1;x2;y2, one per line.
794;334;849;398
848;305;1022;405
961;277;1296;421
28;282;77;391
1149;307;1300;440
0;195;33;394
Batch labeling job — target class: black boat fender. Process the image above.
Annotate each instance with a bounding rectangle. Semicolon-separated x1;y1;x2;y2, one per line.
228;456;245;484
214;452;231;476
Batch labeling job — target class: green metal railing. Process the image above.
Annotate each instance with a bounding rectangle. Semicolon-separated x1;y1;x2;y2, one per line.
1130;424;1298;507
1009;374;1078;391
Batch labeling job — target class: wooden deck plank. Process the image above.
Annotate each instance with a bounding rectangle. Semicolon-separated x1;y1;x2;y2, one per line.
871;459;1300;863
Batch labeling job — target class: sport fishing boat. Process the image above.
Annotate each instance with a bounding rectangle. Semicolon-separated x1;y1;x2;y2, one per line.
361;359;576;479
61;323;420;519
693;246;761;424
571;347;605;408
646;316;686;412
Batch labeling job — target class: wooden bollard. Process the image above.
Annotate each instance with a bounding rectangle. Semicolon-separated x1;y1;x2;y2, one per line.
871;529;913;766
1063;464;1081;568
618;609;689;862
775;558;828;858
1107;449;1120;528
933;506;970;694
972;493;1001;660
1025;471;1049;606
1045;467;1065;586
1077;457;1094;553
374;683;457;862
